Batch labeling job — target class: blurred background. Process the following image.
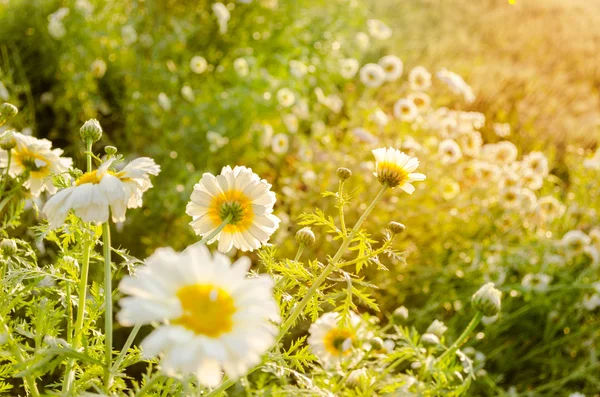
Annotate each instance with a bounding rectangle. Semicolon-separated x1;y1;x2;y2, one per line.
1;0;599;395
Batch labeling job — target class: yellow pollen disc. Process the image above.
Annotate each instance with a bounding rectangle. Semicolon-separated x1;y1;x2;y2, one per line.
76;170;103;186
172;284;236;337
377;162;410;188
209;189;254;232
323;328;355;356
14;149;51;177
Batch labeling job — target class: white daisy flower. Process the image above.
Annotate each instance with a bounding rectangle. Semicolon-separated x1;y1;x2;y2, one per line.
521;273;552;293
369;108;389;127
482;141;518;164
493;122;511;137
522;151;549;177
458;130;483;158
520;169;544;191
355;32;370;51
352;127;378;145
436;68;475;103
359;63;385;88
393;98;418;122
42;158;159;229
117;244;279;387
366;19;392;40
207;131;229;153
121;25;138;45
583;148;600;170
307;312;362;366
90;59;107;79
276;88;295;108
340;58;359;79
438;139;462;164
372;147;426;192
186;166;280;253
190;56;208;74
499;187;521;210
157;93;171;111
0;132;72;197
180;85;195;102
536;196;565;221
408;66;432;91
282;113;299;133
289;60;308;78
271;133;289;154
378;55;403;82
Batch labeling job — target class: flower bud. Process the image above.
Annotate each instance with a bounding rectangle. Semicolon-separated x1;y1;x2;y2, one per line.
295;227;316;247
0;239;17;256
388;221;406;235
426;319;448;338
104;146;118;155
80;119;103;143
368;337;384;351
347;368;368;388
472;283;502;316
0;130;16;150
336;167;352;180
392;306;409;323
0;102;18;119
421;333;441;346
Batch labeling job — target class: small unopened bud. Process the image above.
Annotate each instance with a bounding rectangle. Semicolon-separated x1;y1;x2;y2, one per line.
80;119;103;143
0;130;16;150
0;102;18;119
368;337;384;351
426;320;448;338
421;333;440;346
1;239;17;256
336;167;352;181
392;306;409;323
347;368;368;387
295;227;315;247
104;145;118;155
388;221;406;235
472;283;502;316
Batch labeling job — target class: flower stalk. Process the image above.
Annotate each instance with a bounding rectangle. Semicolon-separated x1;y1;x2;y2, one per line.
436;311;483;365
103;222;113;389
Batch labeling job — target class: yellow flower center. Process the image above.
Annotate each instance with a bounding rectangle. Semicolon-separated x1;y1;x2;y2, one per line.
323;328;355;356
76;170;103;186
14;149;50;177
209;189;254;232
172;284;236;337
377;162;409;188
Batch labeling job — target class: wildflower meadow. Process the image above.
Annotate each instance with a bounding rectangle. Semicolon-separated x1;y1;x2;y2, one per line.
0;1;599;396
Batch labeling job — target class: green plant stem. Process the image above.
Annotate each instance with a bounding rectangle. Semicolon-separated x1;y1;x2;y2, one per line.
134;373;164;397
86;141;92;172
276;184;388;344
62;237;93;394
337;238;394;268
112;323;142;373
103;222;113;389
294;244;305;262
185;214;232;252
437;311;484;365
0;150;11;197
338;180;347;236
3;320;40;397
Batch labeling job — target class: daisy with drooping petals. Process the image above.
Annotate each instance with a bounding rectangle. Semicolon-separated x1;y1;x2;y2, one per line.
0;132;72;197
186;166;280;253
42;157;160;229
117;244;279;387
372;147;426;193
308;312;363;366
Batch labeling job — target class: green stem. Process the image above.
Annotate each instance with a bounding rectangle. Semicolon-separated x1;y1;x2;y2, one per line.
112;323;142;373
436;312;484;365
86;141;92;172
62;237;93;394
103;222;113;389
2;321;40;397
337;238;394;269
0;150;11;198
293;244;305;262
134;373;164;397
276;184;388;344
338;180;347;236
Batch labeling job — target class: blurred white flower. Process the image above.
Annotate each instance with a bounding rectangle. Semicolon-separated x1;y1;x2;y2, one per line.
48;19;66;39
436;68;475;103
213;2;231;34
367;19;392;40
393;98;418;122
352;127;378;145
493;122;511;137
233;58;250;77
355;32;370;51
378;55;403;82
408;66;432;91
259;124;274;147
340;58;359;79
276;88;295;107
75;0;94;15
282;113;298;133
408;92;431;112
372;147;426;192
583;148;600;170
207;131;229;152
359;63;385;88
180;85;195;102
117;244;279;387
537;196;565;221
186;166;280;253
190;55;208;74
271;133;289;154
438;139;462;164
0;82;8;101
369;108;388;127
521;273;552;293
121;25;138;45
482;141;518;164
426;320;448;337
289;60;308;78
562;230;591;254
158;92;171;111
90;59;107;78
583;294;600;311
